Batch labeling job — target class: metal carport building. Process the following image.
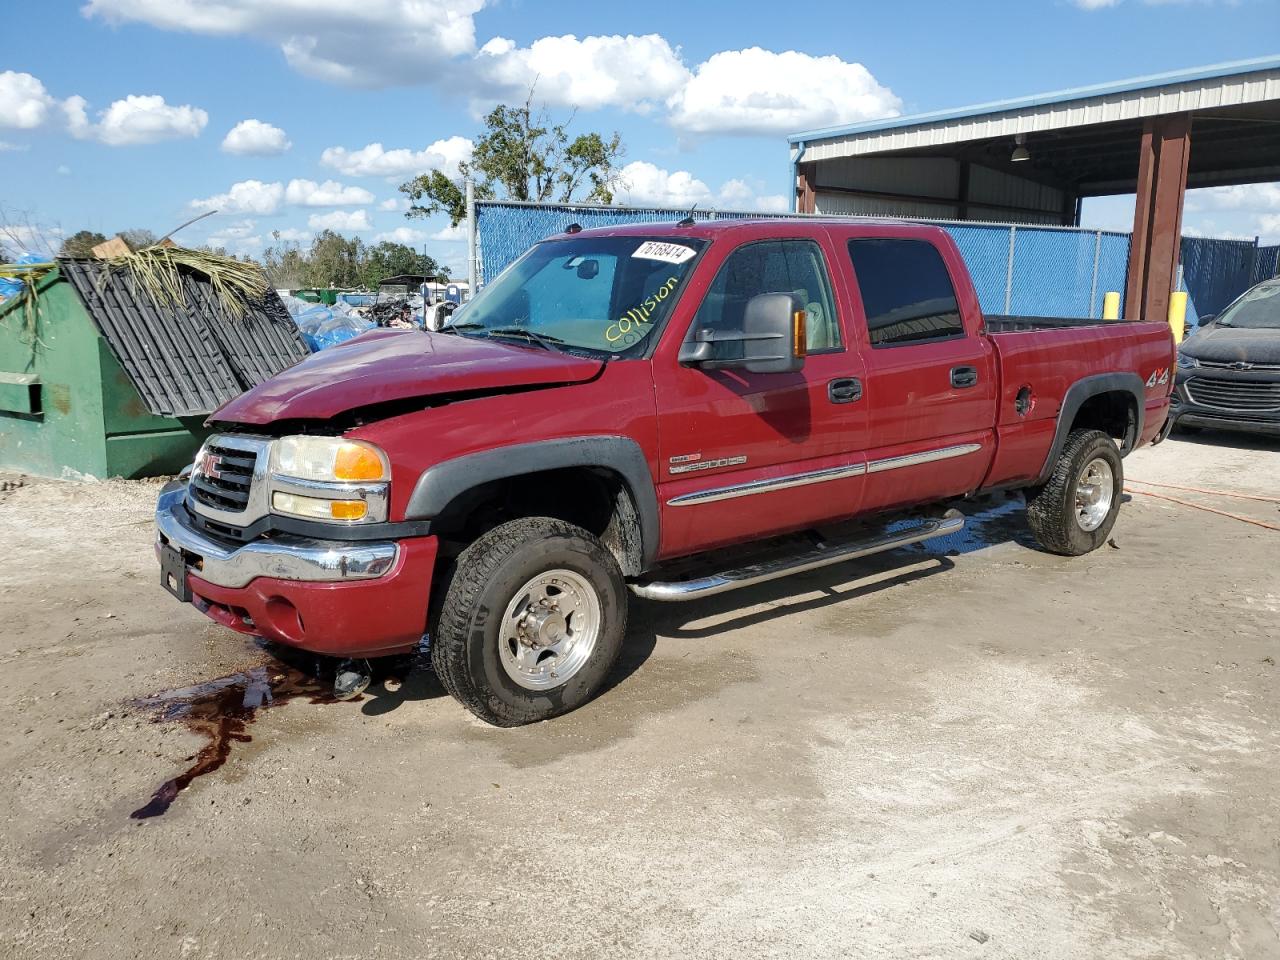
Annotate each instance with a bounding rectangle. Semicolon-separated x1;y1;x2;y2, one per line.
789;55;1280;323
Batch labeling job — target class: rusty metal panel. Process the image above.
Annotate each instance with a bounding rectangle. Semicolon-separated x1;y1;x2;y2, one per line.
60;259;309;418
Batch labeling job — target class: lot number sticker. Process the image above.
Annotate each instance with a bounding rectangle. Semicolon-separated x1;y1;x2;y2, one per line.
632;241;696;264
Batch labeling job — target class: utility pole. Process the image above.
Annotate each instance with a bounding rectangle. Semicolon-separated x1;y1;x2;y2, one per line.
466;177;477;300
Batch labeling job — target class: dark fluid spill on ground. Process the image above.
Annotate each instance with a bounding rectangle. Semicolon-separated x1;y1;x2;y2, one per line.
129;653;339;820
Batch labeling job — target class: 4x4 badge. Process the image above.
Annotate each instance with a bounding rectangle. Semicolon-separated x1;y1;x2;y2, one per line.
1146;368;1169;388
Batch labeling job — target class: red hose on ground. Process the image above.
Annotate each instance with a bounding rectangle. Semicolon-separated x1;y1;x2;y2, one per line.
1126;477;1280;505
1125;487;1280;532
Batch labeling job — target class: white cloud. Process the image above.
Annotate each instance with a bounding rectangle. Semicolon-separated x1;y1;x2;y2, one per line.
1;222;65;257
66;93;207;145
374;226;429;245
221;118;291;155
190;179;286;215
308;209;372;232
56;164;70;175
0;71;56;129
269;227;312;244
475;34;689;112
667;47;900;136
190;178;375;213
616;161;713;207
0;140;29;152
1073;0;1119;7
379;197;410;212
432;223;466;242
284;178;375;206
321;136;473;180
615;162;787;212
1190;183;1280;212
83;0;485;88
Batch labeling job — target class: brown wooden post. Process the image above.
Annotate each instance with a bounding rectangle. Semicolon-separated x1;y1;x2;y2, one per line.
1126;114;1191;321
796;162;816;214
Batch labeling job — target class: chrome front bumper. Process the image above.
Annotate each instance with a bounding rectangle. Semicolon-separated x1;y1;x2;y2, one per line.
155;482;399;589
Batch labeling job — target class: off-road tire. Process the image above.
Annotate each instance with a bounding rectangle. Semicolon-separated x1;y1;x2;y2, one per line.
1025;429;1123;556
431;517;627;726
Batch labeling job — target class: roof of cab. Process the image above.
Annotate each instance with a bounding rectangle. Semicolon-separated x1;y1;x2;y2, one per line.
555;216;938;242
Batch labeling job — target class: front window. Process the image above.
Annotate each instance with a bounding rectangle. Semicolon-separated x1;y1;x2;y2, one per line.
448;235;706;355
1213;279;1280;330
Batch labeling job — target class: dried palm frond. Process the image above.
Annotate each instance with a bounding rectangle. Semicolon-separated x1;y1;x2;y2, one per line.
99;245;270;319
0;261;56;342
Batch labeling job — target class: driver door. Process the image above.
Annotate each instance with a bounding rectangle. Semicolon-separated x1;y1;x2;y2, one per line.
651;235;868;558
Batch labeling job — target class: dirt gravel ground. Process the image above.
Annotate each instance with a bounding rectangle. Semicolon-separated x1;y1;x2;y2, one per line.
1;429;1278;960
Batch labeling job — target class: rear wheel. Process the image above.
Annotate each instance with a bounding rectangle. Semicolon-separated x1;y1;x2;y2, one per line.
431;517;626;726
1025;429;1123;556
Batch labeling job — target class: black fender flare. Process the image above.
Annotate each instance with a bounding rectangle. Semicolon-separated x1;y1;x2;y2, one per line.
405;436;660;568
1036;372;1145;484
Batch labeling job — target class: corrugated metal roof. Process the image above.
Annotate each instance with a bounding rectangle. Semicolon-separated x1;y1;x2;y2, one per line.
790;54;1280;155
59;258;309;418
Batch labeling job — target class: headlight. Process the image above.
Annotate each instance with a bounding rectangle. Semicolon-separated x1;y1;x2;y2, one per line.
1177;353;1199;370
271;436;389;483
268;436;390;524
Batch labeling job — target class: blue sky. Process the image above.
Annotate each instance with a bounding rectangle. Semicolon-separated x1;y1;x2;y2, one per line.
2;0;1279;272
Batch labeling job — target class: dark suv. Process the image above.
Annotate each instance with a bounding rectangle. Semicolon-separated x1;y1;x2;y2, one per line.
1172;277;1280;437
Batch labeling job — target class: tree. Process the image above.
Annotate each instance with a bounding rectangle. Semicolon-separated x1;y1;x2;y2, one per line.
120;228;159;250
261;232;450;290
59;230;108;258
400;93;624;226
360;241;448;289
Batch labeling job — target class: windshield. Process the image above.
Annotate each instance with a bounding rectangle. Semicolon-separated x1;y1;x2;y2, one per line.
1214;280;1280;329
447;235;705;355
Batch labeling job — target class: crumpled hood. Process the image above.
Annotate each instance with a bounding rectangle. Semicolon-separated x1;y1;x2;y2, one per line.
213;329;603;425
1182;324;1280;365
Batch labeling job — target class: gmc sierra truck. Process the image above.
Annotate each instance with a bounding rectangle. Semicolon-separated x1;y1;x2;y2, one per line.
156;219;1175;725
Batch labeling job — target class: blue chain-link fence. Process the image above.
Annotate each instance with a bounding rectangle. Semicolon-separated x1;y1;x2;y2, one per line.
474;200;1276;320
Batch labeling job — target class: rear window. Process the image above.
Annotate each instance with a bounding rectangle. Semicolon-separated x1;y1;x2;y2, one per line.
846;239;964;346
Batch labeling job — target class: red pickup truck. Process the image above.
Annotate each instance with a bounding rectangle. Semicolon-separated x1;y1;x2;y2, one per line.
156;219;1174;725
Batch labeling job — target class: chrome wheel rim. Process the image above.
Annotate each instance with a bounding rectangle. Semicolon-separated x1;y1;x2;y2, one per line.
1074;457;1115;532
498;569;601;691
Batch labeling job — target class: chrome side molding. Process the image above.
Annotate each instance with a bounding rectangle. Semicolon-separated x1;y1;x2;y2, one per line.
865;443;982;474
666;443;983;508
667;462;867;507
630;509;964;602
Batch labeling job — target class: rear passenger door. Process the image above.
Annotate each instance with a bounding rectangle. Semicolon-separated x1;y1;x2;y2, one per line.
842;237;997;513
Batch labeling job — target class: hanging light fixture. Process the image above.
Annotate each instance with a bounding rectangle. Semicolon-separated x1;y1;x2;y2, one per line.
1011;133;1030;163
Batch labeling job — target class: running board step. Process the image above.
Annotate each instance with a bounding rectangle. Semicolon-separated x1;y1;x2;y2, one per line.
629;509;965;602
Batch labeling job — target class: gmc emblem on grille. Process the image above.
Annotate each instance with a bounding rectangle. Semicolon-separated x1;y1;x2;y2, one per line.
196;449;223;480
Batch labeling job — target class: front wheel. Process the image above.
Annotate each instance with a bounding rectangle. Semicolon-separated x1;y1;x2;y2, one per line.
1025;429;1123;556
431;517;627;726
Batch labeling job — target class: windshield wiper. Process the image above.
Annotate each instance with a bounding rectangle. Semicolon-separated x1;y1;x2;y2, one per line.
483;327;566;351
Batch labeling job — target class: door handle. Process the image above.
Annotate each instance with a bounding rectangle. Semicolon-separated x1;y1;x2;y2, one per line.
828;377;863;404
950;366;979;389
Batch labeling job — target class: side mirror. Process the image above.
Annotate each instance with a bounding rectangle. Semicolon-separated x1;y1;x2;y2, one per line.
678;292;807;373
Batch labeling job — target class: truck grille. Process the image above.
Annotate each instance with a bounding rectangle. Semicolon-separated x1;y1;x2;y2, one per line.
189;440;260;513
1185;378;1280;413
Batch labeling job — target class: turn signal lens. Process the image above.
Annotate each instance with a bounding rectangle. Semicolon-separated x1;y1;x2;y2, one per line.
793;310;808;358
328;500;368;521
272;492;368;522
333;442;387;482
